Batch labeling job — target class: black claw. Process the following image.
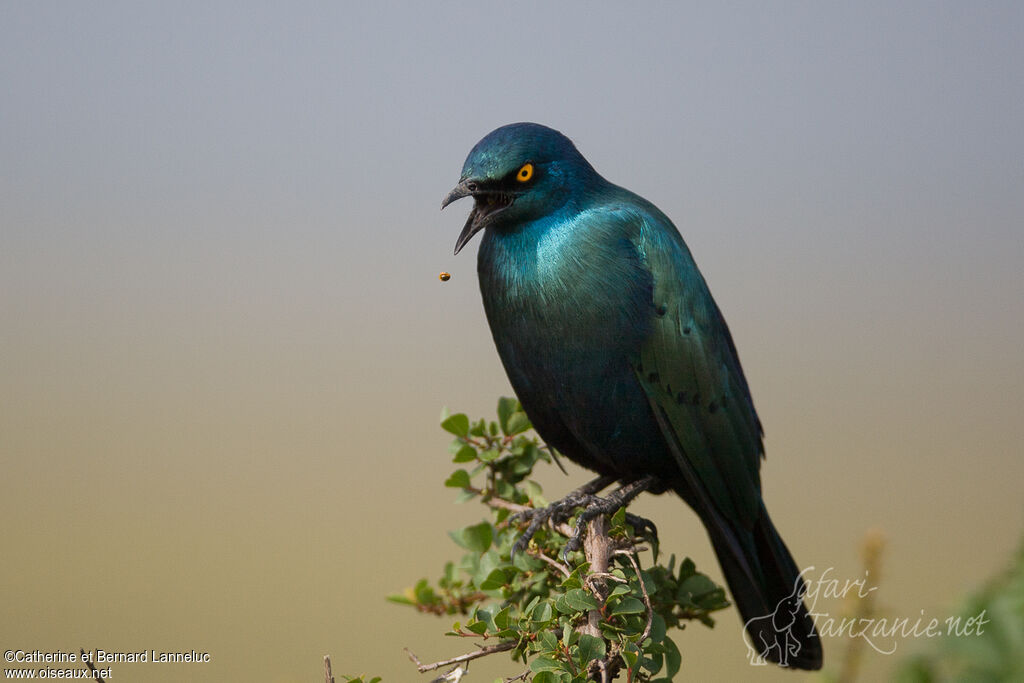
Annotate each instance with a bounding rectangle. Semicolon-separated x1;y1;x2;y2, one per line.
559;543;575;564
510;535;529;559
624;513;658;541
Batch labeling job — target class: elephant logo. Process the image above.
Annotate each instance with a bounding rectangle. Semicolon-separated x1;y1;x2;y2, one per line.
744;568;815;667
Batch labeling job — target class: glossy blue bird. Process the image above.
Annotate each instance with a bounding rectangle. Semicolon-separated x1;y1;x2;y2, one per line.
442;123;822;669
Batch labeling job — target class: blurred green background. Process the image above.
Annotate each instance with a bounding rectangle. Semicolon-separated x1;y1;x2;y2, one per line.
2;2;1022;681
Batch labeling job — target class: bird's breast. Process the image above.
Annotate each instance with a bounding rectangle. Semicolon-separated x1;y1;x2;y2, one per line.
477;216;653;377
474;214;670;478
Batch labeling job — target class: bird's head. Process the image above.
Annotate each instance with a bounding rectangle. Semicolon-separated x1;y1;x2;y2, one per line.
442;122;598;255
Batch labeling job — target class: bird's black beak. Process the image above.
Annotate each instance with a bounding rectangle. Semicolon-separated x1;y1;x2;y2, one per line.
442;179;517;256
441;179;474;210
442;179;483;256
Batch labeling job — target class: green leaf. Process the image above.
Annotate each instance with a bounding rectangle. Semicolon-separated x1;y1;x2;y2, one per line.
663;636;681;679
505;411;532;435
479;568;507;591
563;588;601;612
678;573;717;601
561;563;589;589
497;396;518;434
385;593;414;605
649;614;667;643
530;656;566;673
476;606;496;632
413;578;435;604
464;620;487;635
495;479;515;499
621;647;639;670
537;629;558;652
512;549;542;572
644;650;664;675
453;489;477;503
511;446;538;474
448;522;493;553
608;583;632;598
493;605;513;629
473;550;501;585
599;621;626;638
441;412;470;437
532;600;553;623
452;444;477;463
444;469;471;488
611;597;646;615
478;448;500;462
576;633;607;666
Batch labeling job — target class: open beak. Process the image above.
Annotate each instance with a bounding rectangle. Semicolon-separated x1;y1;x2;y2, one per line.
442;179;516;255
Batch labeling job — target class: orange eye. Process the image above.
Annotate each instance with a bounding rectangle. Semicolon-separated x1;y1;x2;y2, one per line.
516;163;534;182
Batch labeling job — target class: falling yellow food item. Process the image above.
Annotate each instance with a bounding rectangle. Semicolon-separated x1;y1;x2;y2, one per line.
439;271;451;282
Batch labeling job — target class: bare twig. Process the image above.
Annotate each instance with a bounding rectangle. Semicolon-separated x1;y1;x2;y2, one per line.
405;642;517;673
504;668;530;682
483;496;532;515
585;570;627;590
581;515;611;643
530;548;573;577
616;549;654;643
323;655;335;683
429;665;467;683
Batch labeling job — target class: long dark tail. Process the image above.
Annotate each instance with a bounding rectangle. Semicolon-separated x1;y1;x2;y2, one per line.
703;500;823;670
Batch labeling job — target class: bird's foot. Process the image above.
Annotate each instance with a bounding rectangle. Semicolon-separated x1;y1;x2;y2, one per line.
510;475;615;558
562;476;660;557
563;509;659;556
510;474;659;560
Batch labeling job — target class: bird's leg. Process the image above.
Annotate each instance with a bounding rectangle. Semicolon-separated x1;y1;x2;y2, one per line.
510;475;616;557
563;474;660;557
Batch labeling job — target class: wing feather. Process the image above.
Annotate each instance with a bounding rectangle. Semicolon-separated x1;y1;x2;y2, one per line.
630;211;764;528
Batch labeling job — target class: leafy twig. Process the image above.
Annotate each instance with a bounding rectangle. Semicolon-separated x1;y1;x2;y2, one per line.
530;548;573;578
380;399;729;682
616;549;654;643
